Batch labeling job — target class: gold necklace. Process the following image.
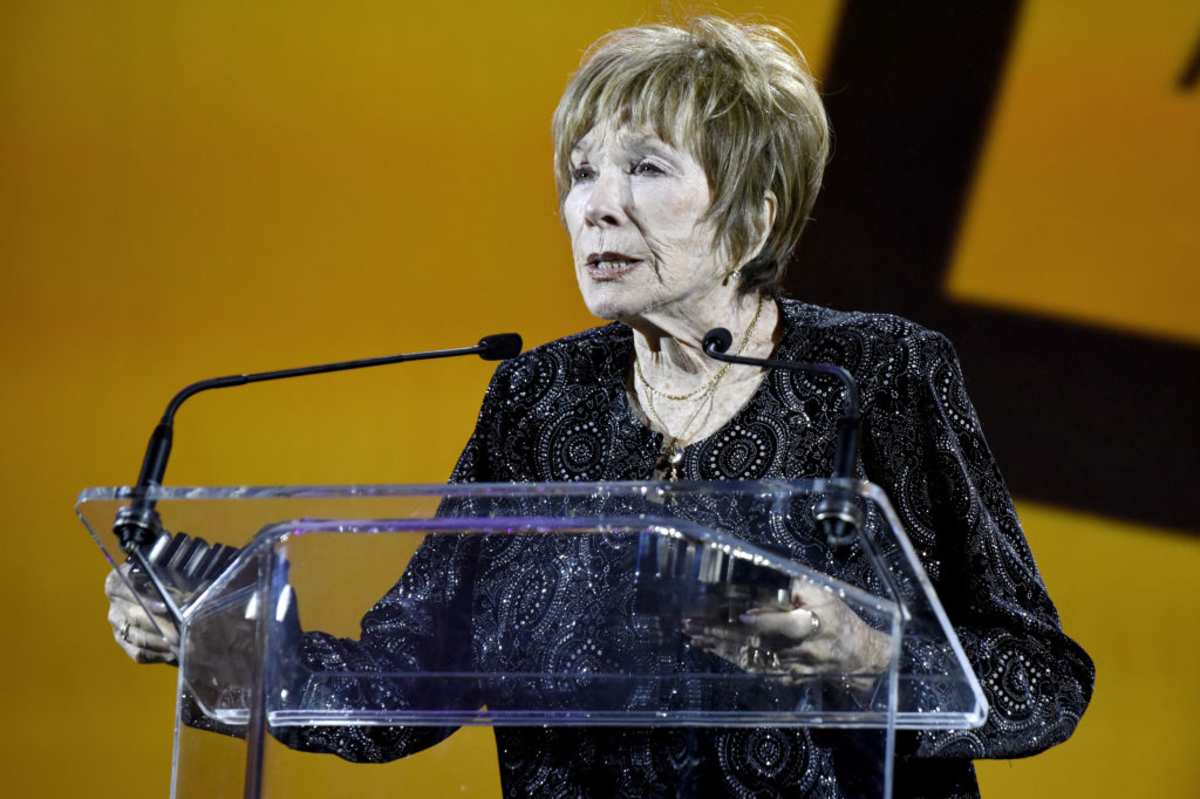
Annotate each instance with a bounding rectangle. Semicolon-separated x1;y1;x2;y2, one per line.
647;390;712;479
638;294;766;479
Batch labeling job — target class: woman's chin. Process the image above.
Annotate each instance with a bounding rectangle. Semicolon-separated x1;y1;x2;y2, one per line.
579;284;649;321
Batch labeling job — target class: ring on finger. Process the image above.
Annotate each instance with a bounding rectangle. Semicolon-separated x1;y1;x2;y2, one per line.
120;619;132;643
808;610;821;636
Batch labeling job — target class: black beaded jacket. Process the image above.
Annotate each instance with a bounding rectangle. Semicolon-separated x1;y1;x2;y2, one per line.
288;299;1094;798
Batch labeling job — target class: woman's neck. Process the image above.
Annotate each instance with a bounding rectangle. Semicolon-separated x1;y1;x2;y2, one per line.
627;291;779;393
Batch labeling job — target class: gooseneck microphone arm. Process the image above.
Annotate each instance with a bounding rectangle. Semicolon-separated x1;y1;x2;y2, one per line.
113;333;523;593
702;327;862;545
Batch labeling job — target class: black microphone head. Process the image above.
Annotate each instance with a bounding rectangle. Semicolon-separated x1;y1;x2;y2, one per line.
703;327;733;355
478;333;523;361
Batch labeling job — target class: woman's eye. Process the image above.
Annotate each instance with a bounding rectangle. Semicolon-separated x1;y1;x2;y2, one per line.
571;166;595;182
632;160;665;176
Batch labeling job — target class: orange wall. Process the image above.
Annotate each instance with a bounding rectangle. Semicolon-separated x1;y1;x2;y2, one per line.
1;1;1195;796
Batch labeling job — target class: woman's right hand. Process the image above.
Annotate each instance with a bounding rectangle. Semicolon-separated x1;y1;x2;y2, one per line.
105;562;179;664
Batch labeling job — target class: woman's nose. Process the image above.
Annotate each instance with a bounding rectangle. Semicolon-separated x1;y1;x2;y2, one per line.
584;171;627;228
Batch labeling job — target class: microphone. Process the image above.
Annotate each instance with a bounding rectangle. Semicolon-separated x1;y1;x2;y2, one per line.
702;327;862;546
478;333;523;361
112;333;523;619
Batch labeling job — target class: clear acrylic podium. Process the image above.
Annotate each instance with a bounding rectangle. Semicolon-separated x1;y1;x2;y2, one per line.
77;480;986;798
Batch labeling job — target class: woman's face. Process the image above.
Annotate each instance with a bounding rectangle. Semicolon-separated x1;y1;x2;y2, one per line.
563;120;727;323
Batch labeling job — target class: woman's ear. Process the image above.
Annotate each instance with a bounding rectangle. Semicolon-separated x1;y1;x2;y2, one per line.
746;190;778;264
760;190;778;239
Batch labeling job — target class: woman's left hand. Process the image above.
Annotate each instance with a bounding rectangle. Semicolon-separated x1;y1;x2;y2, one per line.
685;579;893;687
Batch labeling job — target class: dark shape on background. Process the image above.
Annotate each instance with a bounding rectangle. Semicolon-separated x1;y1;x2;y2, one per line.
788;3;1199;532
1178;28;1200;89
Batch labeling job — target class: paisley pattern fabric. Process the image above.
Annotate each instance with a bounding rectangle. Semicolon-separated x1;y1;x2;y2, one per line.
285;299;1094;797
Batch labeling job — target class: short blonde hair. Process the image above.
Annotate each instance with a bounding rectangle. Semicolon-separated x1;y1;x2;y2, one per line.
552;17;830;295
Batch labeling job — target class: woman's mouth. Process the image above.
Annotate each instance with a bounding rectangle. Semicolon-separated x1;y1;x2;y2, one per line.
585;252;643;281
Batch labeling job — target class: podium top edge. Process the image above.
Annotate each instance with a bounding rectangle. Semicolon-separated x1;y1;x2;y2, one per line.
77;479;884;505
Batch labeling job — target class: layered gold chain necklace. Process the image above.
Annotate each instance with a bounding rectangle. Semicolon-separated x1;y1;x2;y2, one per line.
635;294;764;480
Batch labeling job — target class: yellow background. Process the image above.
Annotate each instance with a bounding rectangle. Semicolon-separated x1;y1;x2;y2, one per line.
2;1;1196;795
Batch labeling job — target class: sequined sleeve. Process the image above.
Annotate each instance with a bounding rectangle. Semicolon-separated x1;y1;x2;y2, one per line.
263;366;510;762
178;532;480;762
876;330;1095;759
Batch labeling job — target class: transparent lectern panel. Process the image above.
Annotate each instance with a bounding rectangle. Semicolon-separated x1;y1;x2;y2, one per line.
262;521;900;729
77;481;986;799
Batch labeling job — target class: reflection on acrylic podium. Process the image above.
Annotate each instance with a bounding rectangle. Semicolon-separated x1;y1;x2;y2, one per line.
78;480;985;798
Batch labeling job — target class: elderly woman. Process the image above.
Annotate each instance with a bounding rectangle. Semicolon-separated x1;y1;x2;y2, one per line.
106;17;1093;798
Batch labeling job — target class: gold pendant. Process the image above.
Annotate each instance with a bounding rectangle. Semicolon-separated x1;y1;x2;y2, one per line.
659;446;684;481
